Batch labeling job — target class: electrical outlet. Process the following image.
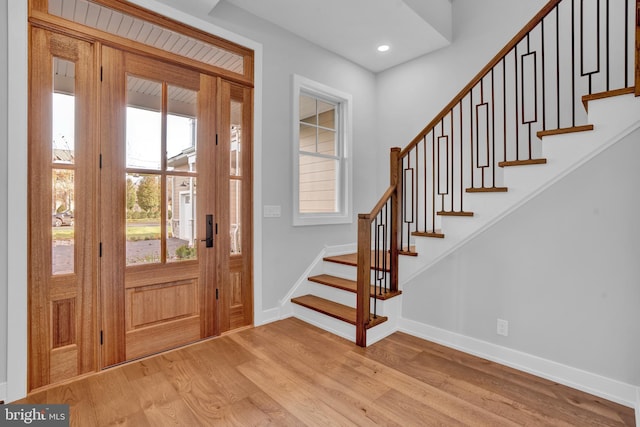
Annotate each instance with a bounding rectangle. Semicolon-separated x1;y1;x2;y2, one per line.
497;318;509;336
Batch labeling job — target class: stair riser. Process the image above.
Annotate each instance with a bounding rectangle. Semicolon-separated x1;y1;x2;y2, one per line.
290;305;356;341
323;261;358;280
307;281;356;307
306;280;400;316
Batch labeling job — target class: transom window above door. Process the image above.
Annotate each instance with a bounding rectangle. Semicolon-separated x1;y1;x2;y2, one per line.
43;0;253;83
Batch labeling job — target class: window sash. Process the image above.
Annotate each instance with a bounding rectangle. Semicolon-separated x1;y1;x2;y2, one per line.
293;75;352;226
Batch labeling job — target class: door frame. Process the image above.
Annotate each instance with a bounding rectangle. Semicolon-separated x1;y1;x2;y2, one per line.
6;0;264;401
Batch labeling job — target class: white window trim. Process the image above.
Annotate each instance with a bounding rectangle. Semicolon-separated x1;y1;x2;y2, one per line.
292;74;352;226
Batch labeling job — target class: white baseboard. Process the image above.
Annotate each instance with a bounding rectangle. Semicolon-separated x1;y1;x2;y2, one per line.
398;318;637;409
0;381;6;403
255;307;283;326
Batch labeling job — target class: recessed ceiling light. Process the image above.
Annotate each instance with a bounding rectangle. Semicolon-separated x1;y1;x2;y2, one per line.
377;44;390;53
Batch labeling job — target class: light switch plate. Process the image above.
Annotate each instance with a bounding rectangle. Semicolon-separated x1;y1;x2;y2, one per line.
263;205;281;218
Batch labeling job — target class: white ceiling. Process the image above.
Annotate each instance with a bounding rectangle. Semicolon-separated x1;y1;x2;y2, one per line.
151;0;453;73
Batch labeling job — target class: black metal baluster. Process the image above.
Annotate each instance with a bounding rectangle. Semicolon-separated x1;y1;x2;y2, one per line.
459;101;464;211
606;0;610;92
422;137;427;232
503;58;508;162
624;0;630;88
491;68;496;185
557;5;561;128
572;0;576;127
431;131;436;232
515;45;520;160
450;109;455;212
470;91;474;188
542;15;547;131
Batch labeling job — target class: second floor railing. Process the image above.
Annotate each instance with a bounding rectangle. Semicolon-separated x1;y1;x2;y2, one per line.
356;0;639;347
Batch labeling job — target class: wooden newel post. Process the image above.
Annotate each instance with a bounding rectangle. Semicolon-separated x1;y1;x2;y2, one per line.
389;147;401;293
356;213;371;347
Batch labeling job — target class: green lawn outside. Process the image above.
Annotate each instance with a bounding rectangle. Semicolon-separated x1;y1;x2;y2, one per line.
52;223;164;241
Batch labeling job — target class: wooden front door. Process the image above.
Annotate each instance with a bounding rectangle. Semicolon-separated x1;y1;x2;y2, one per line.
100;47;219;366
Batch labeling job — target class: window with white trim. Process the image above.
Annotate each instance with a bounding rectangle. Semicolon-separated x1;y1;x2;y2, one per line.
293;75;352;226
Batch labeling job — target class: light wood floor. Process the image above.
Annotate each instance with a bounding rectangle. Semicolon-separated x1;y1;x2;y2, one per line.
18;318;635;426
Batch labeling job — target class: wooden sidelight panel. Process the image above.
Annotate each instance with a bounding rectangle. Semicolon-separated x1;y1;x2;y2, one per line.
219;81;253;332
28;27;97;390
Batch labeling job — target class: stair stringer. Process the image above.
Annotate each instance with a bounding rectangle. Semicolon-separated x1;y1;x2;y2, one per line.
399;94;640;284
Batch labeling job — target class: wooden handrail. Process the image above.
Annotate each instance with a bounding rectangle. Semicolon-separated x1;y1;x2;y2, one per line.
365;186;396;220
400;0;562;158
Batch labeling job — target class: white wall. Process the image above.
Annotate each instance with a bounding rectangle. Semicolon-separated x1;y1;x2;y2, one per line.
0;0;8;390
402;127;640;388
207;1;379;310
375;0;547;191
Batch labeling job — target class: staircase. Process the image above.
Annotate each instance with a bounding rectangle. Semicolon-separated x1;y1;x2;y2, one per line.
291;250;403;344
288;0;640;347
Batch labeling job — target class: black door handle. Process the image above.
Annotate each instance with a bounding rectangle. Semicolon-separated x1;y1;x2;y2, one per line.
201;214;214;248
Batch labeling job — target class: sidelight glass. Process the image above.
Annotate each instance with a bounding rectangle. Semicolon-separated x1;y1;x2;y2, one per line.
52;58;76;164
52;169;75;275
230;100;242;176
230;179;241;254
51;57;77;276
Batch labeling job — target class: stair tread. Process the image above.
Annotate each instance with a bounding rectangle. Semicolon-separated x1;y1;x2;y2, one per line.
537;124;594;138
324;252;391;271
466;186;508;193
437;210;474;217
412;230;445;238
498;158;547;167
308;274;402;300
291;295;388;328
324;246;419;268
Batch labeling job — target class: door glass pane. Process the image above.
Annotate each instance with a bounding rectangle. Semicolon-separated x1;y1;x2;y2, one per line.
126;173;161;265
230;179;241;254
167;85;197;172
126;76;161;170
52;169;75;275
52;58;75;164
167;175;197;262
230;100;242;176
